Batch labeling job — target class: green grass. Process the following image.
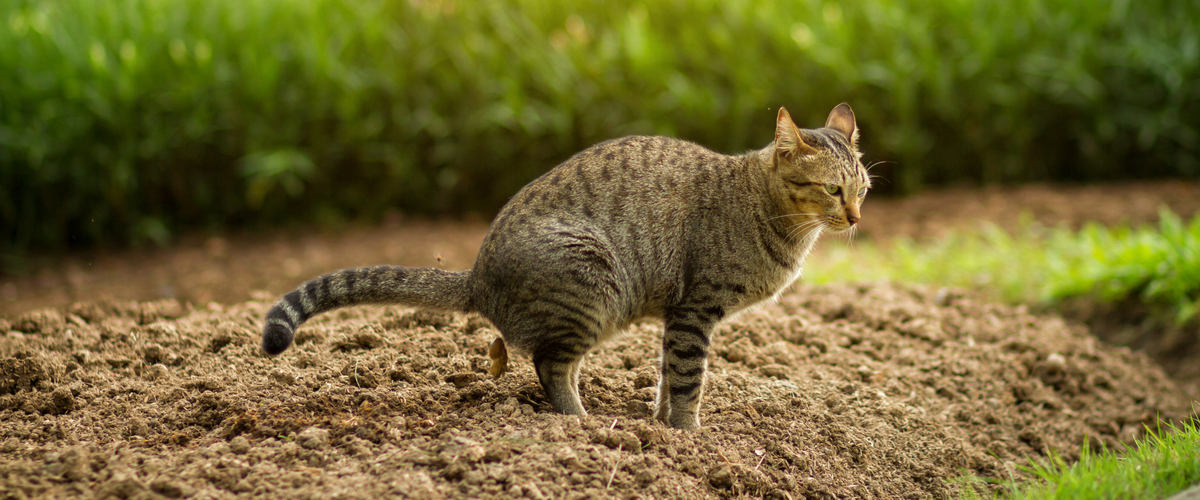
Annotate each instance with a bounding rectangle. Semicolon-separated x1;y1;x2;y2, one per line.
956;419;1200;500
806;208;1200;326
3;0;1199;258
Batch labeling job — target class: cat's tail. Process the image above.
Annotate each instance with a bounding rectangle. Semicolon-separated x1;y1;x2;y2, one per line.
261;266;472;355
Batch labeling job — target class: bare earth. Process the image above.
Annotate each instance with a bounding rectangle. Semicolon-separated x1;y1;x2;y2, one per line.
2;180;1199;499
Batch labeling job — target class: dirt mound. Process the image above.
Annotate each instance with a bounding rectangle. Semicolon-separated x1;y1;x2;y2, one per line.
0;283;1191;499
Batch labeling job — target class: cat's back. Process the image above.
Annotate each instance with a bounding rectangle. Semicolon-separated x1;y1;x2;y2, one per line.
507;135;734;219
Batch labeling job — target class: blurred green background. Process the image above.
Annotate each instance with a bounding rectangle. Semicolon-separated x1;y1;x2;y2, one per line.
2;0;1198;258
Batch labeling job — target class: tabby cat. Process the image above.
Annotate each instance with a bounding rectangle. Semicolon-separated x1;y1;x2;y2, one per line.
262;104;869;430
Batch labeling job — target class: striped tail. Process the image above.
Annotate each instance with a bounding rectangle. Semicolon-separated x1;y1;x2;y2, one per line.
261;265;472;355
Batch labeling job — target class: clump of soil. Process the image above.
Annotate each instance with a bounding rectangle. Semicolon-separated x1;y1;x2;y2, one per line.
0;284;1191;499
1056;296;1200;399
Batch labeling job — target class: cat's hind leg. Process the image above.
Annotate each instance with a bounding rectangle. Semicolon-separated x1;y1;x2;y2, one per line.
532;337;593;415
479;222;619;416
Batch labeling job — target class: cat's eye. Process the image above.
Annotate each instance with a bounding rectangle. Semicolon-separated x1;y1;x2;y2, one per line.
858;188;868;198
825;184;840;195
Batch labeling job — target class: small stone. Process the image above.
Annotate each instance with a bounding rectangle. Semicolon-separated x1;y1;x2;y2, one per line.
1046;353;1066;369
144;364;170;381
269;369;296;385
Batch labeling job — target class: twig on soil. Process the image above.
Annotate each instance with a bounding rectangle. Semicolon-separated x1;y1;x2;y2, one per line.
606;444;623;489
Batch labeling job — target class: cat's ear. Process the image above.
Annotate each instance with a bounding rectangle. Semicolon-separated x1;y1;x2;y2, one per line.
775;107;818;159
824;103;857;145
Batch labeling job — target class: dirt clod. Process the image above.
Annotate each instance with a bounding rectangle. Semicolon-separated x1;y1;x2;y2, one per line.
42;386;76;415
15;309;65;334
207;332;233;353
297;427;330;449
446;372;479;388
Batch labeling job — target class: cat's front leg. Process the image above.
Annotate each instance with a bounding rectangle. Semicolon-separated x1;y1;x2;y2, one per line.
655;307;722;430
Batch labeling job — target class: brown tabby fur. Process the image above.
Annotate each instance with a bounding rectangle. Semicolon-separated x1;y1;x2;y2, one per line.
262;104;870;430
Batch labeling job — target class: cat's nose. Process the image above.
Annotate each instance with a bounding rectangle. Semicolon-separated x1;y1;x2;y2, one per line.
846;214;859;225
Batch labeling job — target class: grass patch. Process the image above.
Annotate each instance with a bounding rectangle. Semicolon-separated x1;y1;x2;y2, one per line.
3;0;1199;256
956;418;1200;499
806;208;1200;326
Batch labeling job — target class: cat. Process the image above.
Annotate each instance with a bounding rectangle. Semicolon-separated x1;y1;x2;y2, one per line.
261;103;869;430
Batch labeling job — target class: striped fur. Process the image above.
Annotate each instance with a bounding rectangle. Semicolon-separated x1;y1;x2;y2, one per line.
261;266;470;355
261;104;870;430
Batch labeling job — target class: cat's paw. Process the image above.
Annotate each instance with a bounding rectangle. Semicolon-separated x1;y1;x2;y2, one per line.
652;402;670;425
668;414;701;431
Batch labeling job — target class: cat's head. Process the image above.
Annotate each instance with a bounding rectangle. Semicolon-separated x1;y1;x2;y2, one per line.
770;103;870;234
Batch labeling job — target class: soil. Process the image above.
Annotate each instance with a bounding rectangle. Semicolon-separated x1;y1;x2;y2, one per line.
1;284;1190;499
1;180;1198;499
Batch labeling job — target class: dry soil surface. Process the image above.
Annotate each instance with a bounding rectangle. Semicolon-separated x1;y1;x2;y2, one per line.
2;180;1199;499
0;283;1192;499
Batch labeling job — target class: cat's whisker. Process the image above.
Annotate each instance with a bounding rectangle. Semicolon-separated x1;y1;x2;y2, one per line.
844;225;859;249
766;212;819;222
786;219;826;242
865;160;893;172
789;219;823;234
783;225;807;242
